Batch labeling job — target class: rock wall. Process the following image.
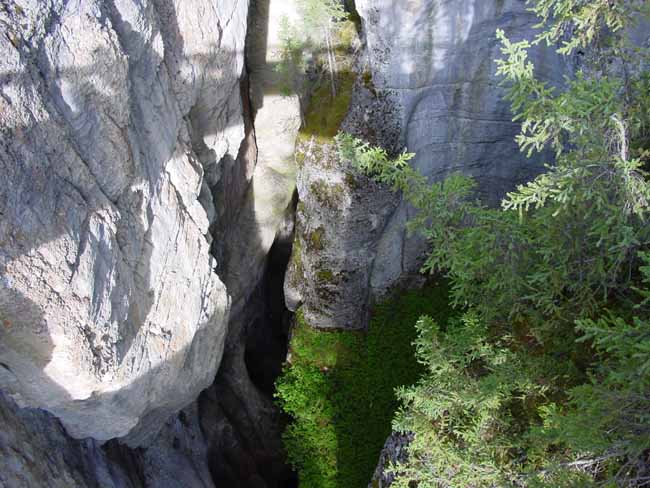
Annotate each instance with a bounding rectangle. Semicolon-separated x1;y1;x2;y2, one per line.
367;432;413;488
360;0;570;293
0;0;247;442
286;0;570;330
198;0;302;485
0;389;219;488
2;0;303;485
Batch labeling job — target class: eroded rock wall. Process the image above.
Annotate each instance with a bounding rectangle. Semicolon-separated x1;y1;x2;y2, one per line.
286;0;570;329
0;0;247;443
360;0;570;293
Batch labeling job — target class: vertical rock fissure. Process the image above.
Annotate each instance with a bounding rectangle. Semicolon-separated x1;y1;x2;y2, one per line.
192;0;300;484
199;193;299;488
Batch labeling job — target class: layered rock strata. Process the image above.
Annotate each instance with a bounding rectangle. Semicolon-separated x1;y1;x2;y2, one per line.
0;0;251;441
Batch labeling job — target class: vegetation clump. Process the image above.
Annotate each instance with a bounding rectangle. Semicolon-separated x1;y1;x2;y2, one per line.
335;0;650;485
276;285;452;488
306;226;326;251
275;0;358;143
300;70;356;144
280;1;650;487
309;180;346;209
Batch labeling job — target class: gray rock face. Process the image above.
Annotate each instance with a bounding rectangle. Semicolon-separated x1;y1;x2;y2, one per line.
218;0;300;317
0;390;139;488
358;0;570;293
0;0;247;442
0;389;219;488
368;432;413;488
285;139;398;329
2;0;302;485
286;0;569;330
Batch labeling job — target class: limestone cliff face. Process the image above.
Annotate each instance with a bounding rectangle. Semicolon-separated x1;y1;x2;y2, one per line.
1;0;302;485
359;0;570;293
285;0;570;330
0;0;247;442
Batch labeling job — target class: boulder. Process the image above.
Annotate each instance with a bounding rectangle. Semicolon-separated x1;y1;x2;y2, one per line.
0;0;248;443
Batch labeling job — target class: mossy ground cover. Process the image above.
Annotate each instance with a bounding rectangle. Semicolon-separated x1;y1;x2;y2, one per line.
299;70;355;145
276;281;453;487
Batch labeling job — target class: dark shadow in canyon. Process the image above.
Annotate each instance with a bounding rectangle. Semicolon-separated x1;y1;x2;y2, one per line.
201;206;298;488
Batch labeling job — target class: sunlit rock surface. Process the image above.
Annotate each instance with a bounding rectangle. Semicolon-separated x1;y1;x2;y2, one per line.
0;0;247;442
219;0;300;316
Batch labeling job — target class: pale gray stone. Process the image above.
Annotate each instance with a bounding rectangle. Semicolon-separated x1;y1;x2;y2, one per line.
358;0;570;294
0;0;247;442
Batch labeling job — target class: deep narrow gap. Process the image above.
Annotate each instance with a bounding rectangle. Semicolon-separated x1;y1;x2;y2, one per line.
244;192;298;397
200;186;299;488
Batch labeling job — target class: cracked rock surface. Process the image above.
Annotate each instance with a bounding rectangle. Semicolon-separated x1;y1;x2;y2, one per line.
0;0;248;443
358;0;571;294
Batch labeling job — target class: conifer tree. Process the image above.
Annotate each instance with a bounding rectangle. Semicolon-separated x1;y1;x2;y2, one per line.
336;0;650;484
296;0;347;97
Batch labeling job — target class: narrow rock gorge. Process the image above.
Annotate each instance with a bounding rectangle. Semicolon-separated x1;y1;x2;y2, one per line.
1;0;298;485
0;0;600;487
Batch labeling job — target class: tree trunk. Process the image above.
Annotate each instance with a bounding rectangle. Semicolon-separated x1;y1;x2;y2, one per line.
323;23;337;98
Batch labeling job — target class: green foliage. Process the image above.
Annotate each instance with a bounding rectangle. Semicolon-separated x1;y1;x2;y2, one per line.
276;285;452;488
530;260;650;477
300;70;355;143
296;0;347;43
338;1;650;485
529;0;650;54
274;1;356;101
391;313;549;487
275;15;305;96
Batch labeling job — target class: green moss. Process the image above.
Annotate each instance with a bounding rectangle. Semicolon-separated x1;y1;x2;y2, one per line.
295;150;306;168
297;201;306;215
335;20;359;52
290;236;304;278
344;172;361;190
310;180;346;209
276;281;454;488
291;308;363;368
361;70;377;97
316;269;336;283
299;70;355;145
307;227;326;251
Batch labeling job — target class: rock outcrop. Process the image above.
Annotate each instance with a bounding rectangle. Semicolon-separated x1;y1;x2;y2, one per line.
0;0;247;442
360;0;570;294
368;432;413;488
285;139;399;329
0;389;220;488
285;0;570;330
